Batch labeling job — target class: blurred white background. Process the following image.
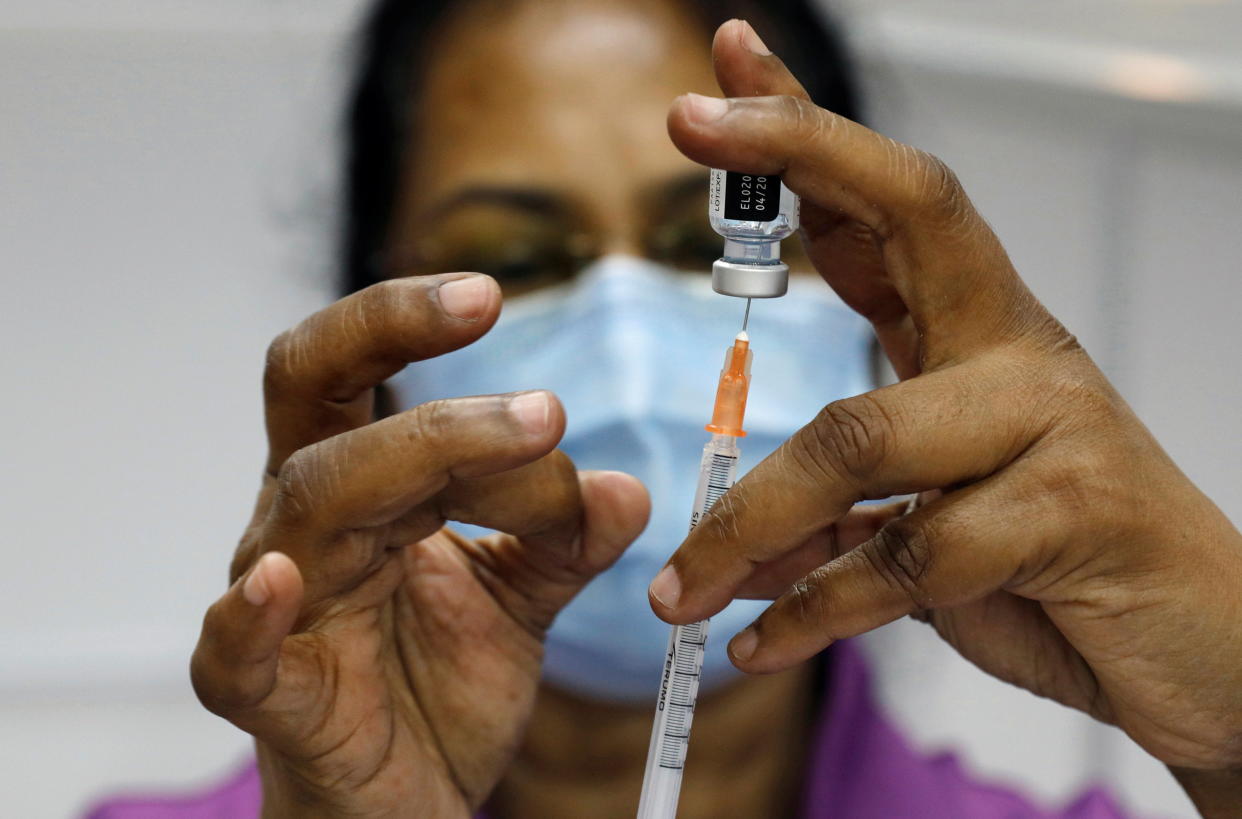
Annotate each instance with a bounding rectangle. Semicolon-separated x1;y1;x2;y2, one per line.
1;1;1239;816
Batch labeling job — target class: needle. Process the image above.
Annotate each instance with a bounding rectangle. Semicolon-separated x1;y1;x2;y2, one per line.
741;297;752;333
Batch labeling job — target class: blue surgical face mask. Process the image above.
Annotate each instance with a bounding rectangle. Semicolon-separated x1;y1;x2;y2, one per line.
390;256;873;702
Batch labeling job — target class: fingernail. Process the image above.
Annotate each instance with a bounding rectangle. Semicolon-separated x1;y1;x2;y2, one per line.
730;626;758;661
739;20;771;55
509;391;551;435
649;564;682;608
242;556;272;606
438;275;495;321
683;93;729;125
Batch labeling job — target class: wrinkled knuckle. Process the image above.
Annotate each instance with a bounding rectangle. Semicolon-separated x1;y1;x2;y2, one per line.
1034;448;1134;538
787;571;833;629
917;151;958;190
359;277;410;320
913;151;964;208
262;329;297;396
783;95;825;146
777;96;835;163
773;92;805;121
699;499;739;546
872;520;934;606
274;445;321;522
1034;364;1130;448
409;398;456;448
886;146;970;227
1052;369;1121;423
803;395;894;489
1026;314;1085;358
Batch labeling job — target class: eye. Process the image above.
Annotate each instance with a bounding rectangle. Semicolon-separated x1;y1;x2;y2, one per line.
648;216;721;271
430;240;572;290
416;211;598;296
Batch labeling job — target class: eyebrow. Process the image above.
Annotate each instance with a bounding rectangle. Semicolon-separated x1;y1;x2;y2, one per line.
648;170;711;207
422;170;711;225
426;185;570;220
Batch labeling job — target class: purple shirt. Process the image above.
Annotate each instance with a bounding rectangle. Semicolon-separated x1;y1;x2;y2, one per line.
85;641;1131;818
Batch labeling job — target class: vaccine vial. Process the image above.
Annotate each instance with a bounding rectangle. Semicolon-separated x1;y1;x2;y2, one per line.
708;169;799;298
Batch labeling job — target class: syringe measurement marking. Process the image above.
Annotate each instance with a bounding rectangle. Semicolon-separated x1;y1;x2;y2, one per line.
650;450;739;774
639;335;752;818
655;620;708;770
689;453;735;529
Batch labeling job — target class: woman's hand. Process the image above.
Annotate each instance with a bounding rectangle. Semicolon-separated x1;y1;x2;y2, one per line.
190;273;649;818
651;21;1242;813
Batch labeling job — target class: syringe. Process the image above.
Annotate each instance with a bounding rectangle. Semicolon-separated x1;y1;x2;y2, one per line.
637;328;753;819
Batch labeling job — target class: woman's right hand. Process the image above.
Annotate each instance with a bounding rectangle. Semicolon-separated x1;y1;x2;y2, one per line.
190;273;650;818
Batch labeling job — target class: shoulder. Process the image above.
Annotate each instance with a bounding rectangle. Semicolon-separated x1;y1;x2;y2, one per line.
802;642;1133;819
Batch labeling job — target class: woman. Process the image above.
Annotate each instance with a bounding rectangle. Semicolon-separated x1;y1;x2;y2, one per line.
91;0;1242;817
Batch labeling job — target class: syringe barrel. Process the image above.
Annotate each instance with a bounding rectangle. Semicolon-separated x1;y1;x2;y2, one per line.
636;619;709;819
638;433;741;819
690;434;741;530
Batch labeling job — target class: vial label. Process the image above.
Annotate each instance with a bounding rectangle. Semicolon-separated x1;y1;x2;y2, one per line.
722;172;780;222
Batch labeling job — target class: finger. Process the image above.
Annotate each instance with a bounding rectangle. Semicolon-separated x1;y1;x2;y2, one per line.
922;593;1107;719
464;470;652;633
667;92;1039;363
263;391;564;603
723;477;1041;674
574;470;651;572
439;455;649;569
711;23;917;375
651;360;1037;624
734;501;906;599
711;20;811;102
264;273;501;474
437;450;585;558
191;552;304;719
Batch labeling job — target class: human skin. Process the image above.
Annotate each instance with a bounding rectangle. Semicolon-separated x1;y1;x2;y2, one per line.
190;2;845;818
390;3;827;814
189;0;1242;815
649;22;1242;818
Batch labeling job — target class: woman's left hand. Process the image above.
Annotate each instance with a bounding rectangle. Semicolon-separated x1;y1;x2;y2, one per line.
650;21;1242;813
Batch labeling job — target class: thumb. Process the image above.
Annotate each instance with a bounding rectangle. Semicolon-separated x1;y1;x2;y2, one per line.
712;18;812;101
575;470;651;572
191;552;304;725
488;470;649;636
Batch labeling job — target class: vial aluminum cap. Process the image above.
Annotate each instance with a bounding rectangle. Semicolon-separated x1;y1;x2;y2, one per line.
711;259;789;298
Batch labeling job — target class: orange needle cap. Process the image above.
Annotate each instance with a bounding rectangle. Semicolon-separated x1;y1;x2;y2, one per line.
704;332;752;438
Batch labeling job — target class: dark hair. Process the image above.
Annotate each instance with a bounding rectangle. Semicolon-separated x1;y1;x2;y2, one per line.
341;0;862;296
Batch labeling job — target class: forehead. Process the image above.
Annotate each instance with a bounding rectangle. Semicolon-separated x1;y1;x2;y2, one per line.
409;0;718;210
